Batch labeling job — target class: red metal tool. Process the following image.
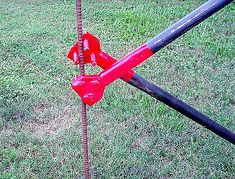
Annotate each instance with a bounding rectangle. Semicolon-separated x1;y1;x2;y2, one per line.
69;0;234;107
68;33;152;106
68;0;235;157
68;33;136;106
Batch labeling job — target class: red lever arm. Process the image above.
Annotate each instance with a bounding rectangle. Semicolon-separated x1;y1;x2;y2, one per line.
99;44;153;85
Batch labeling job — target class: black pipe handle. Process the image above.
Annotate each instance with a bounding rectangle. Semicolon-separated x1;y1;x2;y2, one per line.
128;73;235;144
147;0;233;53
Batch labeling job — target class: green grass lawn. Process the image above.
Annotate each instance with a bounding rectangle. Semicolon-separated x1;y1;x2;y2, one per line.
0;0;234;178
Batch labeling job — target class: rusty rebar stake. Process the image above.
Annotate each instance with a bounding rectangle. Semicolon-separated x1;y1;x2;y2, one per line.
76;0;90;178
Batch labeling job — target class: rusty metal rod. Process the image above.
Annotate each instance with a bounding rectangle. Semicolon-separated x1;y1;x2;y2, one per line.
76;0;90;178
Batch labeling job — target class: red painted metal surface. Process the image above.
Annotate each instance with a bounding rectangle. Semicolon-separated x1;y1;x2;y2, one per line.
68;33;135;82
99;44;153;85
98;51;134;82
68;32;101;66
71;75;106;106
68;33;153;106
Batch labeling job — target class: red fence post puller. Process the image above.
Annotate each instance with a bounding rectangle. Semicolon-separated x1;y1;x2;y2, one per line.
69;0;234;178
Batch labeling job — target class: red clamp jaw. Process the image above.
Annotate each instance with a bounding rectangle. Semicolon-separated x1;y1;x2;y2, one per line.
71;75;106;106
67;33;101;66
68;33;152;106
68;33;108;106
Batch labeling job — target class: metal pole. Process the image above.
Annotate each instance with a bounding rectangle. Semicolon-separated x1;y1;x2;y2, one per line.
128;73;235;144
147;0;233;53
69;0;235;144
76;0;90;178
96;0;233;90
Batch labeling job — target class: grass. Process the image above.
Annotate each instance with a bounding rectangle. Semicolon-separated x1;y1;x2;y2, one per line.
0;0;234;178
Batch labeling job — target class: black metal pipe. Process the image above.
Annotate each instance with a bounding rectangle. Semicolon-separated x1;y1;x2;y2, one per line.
128;73;235;144
147;0;233;53
113;0;235;143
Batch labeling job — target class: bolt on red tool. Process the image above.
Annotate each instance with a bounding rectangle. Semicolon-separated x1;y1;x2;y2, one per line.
68;33;135;82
